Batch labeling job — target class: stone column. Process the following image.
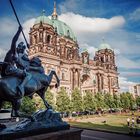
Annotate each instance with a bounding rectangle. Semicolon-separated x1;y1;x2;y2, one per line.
108;76;111;93
43;31;46;43
97;73;101;92
37;32;39;43
101;74;104;92
72;68;76;90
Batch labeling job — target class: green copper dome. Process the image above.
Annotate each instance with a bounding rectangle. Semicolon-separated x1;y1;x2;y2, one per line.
99;43;112;50
52;19;76;41
34;10;77;42
99;39;113;50
35;15;53;25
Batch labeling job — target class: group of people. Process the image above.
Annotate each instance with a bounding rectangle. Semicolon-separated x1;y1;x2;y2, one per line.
127;115;140;135
1;26;44;98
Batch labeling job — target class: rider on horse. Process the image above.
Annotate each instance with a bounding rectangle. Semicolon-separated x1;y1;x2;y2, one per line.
1;26;31;98
15;42;45;95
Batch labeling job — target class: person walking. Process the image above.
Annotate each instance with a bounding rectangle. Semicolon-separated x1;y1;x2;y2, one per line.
127;117;130;126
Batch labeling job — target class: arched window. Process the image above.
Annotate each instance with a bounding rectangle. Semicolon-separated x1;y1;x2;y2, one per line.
62;72;65;80
55;27;57;32
34;35;37;44
46;35;51;44
101;57;104;62
67;30;70;37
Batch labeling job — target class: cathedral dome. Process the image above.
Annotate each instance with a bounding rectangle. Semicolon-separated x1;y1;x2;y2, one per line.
52;19;76;41
99;39;113;50
34;4;77;42
35;11;52;25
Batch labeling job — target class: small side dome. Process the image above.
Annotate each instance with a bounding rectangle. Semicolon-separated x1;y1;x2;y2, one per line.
34;10;52;25
99;39;113;51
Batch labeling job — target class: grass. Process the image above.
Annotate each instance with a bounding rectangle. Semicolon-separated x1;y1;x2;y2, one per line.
70;122;130;134
64;112;140;134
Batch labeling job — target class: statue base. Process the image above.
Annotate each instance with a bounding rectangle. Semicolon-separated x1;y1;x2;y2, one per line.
17;128;83;140
0;109;70;140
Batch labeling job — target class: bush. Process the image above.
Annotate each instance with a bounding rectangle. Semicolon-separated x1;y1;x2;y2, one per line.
20;96;36;115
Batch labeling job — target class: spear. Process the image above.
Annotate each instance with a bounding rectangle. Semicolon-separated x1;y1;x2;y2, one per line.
9;0;29;48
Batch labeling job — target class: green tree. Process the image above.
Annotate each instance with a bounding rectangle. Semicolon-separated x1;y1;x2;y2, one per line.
120;93;130;110
3;101;12;109
136;96;140;108
94;93;106;109
83;91;96;111
20;96;36;115
56;87;70;113
45;88;56;109
104;93;116;108
71;88;83;112
113;94;121;108
127;92;136;110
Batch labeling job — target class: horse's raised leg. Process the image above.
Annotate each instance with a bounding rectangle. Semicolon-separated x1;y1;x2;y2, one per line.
48;70;60;88
0;100;7;129
11;99;22;117
37;89;52;110
0;100;3;110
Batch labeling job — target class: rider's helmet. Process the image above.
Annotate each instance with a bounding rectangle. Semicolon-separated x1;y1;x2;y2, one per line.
30;57;41;67
17;42;26;54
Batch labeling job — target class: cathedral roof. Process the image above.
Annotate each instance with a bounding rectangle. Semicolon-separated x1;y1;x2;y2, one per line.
99;39;113;51
34;3;77;42
35;10;53;25
52;19;77;41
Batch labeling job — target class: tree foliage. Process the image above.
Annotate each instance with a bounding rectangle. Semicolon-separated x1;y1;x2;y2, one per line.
127;93;136;110
45;88;56;109
83;91;96;111
20;96;36;115
120;93;131;109
56;87;70;112
136;96;140;107
113;94;121;108
104;93;116;108
3;101;12;109
94;93;106;109
71;88;83;112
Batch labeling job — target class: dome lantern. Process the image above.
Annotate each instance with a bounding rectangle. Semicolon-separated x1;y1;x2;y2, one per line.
52;1;58;20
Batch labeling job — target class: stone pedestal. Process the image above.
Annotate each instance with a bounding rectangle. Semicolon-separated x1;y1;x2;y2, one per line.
0;109;71;140
0;128;83;140
17;128;83;140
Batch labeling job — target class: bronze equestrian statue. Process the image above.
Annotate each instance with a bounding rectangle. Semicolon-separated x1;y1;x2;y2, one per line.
1;26;31;97
0;26;60;118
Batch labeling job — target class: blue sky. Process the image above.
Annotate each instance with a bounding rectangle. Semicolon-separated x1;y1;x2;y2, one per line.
0;0;140;92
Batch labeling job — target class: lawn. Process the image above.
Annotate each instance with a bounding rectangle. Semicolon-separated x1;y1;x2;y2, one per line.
64;112;140;134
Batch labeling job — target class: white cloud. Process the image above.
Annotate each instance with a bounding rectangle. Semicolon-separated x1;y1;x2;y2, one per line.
120;72;140;77
19;18;36;42
118;76;136;92
59;0;80;13
79;43;97;58
116;55;140;69
129;8;140;22
0;17;17;37
59;12;125;34
0;48;6;61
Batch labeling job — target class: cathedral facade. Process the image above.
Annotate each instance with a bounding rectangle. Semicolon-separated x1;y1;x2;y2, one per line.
29;3;119;95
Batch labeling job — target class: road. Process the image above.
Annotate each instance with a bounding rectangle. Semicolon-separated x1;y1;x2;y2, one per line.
81;129;139;140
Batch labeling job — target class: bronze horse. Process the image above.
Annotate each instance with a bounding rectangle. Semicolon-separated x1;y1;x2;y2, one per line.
0;69;60;118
